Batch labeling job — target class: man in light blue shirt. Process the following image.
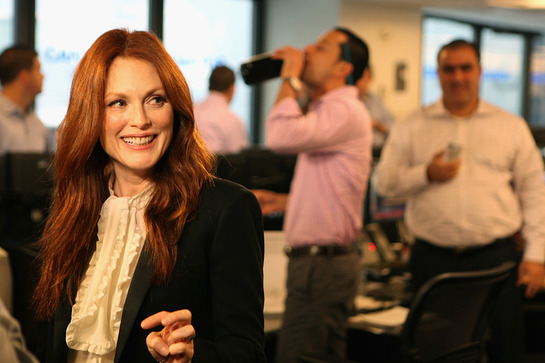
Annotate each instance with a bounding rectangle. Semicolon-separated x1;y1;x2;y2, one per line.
0;46;48;155
356;65;395;150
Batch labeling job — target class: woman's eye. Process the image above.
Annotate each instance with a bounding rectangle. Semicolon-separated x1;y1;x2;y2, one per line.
107;99;126;107
150;96;167;105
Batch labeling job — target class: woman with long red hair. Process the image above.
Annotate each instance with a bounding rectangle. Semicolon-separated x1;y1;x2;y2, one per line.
33;29;265;363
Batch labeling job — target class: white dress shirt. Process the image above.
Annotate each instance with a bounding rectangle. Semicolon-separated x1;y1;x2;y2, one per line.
375;99;545;263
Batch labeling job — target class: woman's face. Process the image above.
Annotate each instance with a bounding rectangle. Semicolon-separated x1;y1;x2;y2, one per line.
101;57;174;186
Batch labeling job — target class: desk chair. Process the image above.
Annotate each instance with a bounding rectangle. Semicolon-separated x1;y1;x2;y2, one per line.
298;261;516;363
400;261;516;363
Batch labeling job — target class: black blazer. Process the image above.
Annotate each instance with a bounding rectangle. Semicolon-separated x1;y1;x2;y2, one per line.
46;178;266;362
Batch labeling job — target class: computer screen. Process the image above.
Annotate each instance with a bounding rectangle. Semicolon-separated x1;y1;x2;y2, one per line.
365;169;406;224
0;153;55;242
6;153;55;197
214;147;296;193
214;148;296;231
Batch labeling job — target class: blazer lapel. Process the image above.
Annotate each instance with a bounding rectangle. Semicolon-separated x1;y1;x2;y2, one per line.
114;248;154;363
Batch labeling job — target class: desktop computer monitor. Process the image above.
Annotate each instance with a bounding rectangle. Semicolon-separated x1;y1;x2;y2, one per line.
6;152;55;197
362;168;408;265
0;152;55;242
214;148;297;230
364;169;406;225
215;152;251;187
214;147;297;193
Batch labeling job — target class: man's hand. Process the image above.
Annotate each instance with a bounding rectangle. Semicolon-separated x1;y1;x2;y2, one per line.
518;260;545;299
272;46;305;79
271;46;305;105
426;150;461;182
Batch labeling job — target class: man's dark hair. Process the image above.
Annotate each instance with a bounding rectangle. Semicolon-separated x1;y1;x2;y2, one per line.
437;39;480;64
334;27;369;85
209;65;235;92
0;45;38;86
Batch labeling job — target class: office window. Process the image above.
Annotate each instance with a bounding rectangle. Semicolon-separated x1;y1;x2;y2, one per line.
0;0;14;52
421;17;474;106
530;35;545;127
480;29;525;116
35;0;149;128
163;0;254;134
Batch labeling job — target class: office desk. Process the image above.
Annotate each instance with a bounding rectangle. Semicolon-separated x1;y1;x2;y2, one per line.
263;231;288;316
262;229;411;362
265;309;404;363
0;247;12;313
263;282;409;363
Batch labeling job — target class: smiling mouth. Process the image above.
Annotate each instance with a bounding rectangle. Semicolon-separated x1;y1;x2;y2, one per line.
122;135;156;146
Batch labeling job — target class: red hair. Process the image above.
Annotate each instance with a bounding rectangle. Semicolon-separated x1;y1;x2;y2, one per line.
34;29;214;320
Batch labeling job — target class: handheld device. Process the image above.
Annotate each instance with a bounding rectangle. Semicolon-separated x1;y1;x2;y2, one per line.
443;142;462;161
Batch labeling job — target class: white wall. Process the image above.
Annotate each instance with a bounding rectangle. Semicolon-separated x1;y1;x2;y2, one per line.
339;1;423;121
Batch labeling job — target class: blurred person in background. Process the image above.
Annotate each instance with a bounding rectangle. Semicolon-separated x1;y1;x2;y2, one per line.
375;39;545;363
0;45;48;154
356;65;395;152
194;65;249;153
262;27;372;363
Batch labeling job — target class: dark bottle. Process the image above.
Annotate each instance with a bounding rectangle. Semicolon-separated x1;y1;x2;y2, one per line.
240;53;283;85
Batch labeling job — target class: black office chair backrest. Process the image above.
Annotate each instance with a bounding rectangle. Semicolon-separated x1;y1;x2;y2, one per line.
400;261;516;363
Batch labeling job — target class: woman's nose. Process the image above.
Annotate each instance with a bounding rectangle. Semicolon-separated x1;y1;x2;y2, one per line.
130;105;151;128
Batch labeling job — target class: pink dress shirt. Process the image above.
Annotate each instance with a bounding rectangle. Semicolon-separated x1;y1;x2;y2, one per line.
194;91;249;153
266;86;372;247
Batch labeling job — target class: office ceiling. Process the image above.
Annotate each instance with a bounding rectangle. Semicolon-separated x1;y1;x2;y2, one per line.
352;0;545;32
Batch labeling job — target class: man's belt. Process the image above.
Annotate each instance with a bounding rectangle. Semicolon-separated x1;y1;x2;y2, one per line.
414;236;514;255
284;244;356;258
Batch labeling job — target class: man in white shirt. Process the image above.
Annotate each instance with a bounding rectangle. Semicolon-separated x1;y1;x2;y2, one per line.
0;46;49;155
194;66;249;154
375;39;545;362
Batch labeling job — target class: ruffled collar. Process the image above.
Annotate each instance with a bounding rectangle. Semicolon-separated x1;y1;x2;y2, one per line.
66;184;154;357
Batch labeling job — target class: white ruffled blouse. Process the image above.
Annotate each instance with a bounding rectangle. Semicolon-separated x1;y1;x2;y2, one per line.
65;184;153;363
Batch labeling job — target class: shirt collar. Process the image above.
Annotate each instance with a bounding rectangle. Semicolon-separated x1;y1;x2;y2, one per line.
427;98;496;120
0;93;25;117
207;91;230;106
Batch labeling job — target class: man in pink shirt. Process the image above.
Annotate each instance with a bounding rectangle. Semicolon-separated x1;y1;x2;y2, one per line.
260;27;372;362
194;66;249;153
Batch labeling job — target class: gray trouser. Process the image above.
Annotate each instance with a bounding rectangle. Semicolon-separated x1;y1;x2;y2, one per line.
275;252;360;363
